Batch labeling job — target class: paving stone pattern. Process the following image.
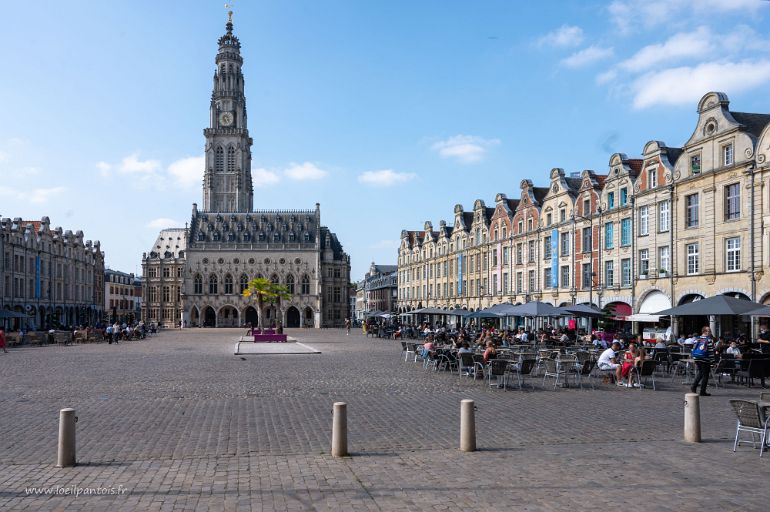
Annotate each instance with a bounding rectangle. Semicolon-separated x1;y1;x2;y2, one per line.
0;329;768;511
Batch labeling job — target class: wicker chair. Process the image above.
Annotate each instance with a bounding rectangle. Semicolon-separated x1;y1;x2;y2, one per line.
729;399;770;457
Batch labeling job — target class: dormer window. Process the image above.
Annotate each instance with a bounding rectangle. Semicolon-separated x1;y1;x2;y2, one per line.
648;168;657;188
583;199;590;215
607;192;615;210
559;208;566;223
620;187;628;207
527;218;533;231
518;221;523;233
690;154;701;175
723;143;734;166
546;213;552;227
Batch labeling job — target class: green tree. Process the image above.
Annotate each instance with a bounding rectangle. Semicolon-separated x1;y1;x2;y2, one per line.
242;278;292;328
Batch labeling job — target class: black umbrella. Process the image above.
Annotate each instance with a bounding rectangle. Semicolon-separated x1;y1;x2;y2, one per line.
560;304;604;318
746;305;770;316
655;295;763;316
506;301;564;317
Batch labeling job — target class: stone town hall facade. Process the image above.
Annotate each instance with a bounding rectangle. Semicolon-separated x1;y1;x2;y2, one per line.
141;16;350;328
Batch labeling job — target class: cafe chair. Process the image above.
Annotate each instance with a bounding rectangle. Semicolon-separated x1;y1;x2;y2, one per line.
729;399;770;457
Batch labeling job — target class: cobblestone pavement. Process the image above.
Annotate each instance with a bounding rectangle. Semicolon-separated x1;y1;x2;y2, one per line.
1;329;768;511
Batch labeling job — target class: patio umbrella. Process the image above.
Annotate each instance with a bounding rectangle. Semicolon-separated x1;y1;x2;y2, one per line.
746;305;770;316
485;303;520;316
506;301;564;318
444;308;471;317
655;295;763;316
465;309;504;319
365;310;385;318
560;304;604;318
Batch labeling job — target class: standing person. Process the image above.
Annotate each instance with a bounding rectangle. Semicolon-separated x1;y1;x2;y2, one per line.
106;324;113;344
344;318;351;336
690;325;715;396
0;327;8;353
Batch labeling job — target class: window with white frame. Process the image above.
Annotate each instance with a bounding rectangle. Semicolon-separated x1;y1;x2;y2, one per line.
559;208;566;223
690;154;701;174
560;232;570;256
621;258;631;286
528;240;535;262
582;227;592;253
560;265;569;289
726;237;741;272
620;188;628;207
582;263;592;290
639;249;649;275
544;267;552;289
604;260;614;287
516;272;523;294
658;200;670;232
516;244;523;265
583;198;591;215
639;206;649;236
658;246;670;273
528;270;535;291
648;168;657;188
543;237;551;260
686;243;699;275
723;143;734;166
502;273;509;294
608;191;615;210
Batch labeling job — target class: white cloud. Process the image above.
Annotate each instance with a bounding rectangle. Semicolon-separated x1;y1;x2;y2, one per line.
431;135;500;164
357;169;417;187
147;217;182;230
561;46;614;69
0;150;7;163
252;168;281;187
284;162;328;181
119;153;161;175
596;69;618;85
537;25;584;48
609;0;765;34
168;155;204;188
631;60;770;109
368;239;401;250
619;27;712;71
30;187;66;204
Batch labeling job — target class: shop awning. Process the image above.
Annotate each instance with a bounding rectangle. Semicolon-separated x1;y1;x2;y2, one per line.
625;313;661;323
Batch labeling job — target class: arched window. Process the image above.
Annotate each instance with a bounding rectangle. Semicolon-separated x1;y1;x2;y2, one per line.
286;274;295;294
270;274;279;285
239;274;248;294
208;274;218;294
224;274;233;294
194;274;203;294
273;233;280;242
215;146;224;172
304;233;310;242
301;274;310;295
227;146;236;170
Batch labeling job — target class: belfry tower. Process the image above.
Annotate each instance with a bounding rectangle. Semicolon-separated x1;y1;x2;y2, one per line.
201;11;254;213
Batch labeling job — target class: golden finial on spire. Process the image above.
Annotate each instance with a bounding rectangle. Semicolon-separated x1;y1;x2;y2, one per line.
225;2;234;23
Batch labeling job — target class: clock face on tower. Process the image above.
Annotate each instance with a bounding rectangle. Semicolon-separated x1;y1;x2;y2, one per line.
219;111;234;127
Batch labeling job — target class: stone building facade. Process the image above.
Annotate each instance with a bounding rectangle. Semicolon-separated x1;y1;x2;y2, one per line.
361;262;398;317
1;216;104;329
104;269;141;324
397;92;770;334
141;15;350;328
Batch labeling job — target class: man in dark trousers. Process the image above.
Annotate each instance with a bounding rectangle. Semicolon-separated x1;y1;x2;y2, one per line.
690;325;715;396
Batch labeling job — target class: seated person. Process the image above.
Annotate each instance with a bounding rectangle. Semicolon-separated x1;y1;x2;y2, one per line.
482;340;497;363
457;342;472;355
620;343;638;387
597;342;622;383
421;336;435;359
654;335;667;349
725;341;742;359
627;347;647;388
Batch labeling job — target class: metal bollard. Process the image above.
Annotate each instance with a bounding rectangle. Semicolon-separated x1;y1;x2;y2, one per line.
331;402;348;457
684;393;701;443
57;408;77;467
460;399;476;452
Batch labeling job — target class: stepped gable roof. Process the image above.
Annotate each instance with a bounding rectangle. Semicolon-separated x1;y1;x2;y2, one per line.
732;112;770;137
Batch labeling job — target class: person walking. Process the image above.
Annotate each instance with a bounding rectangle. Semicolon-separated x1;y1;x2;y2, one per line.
690;325;715;396
0;327;8;353
344;318;351;336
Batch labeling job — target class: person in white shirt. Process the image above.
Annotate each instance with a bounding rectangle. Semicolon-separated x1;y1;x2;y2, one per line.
597;342;623;384
725;341;742;359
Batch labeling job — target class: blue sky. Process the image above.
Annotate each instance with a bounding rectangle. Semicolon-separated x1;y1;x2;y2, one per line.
1;0;770;280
